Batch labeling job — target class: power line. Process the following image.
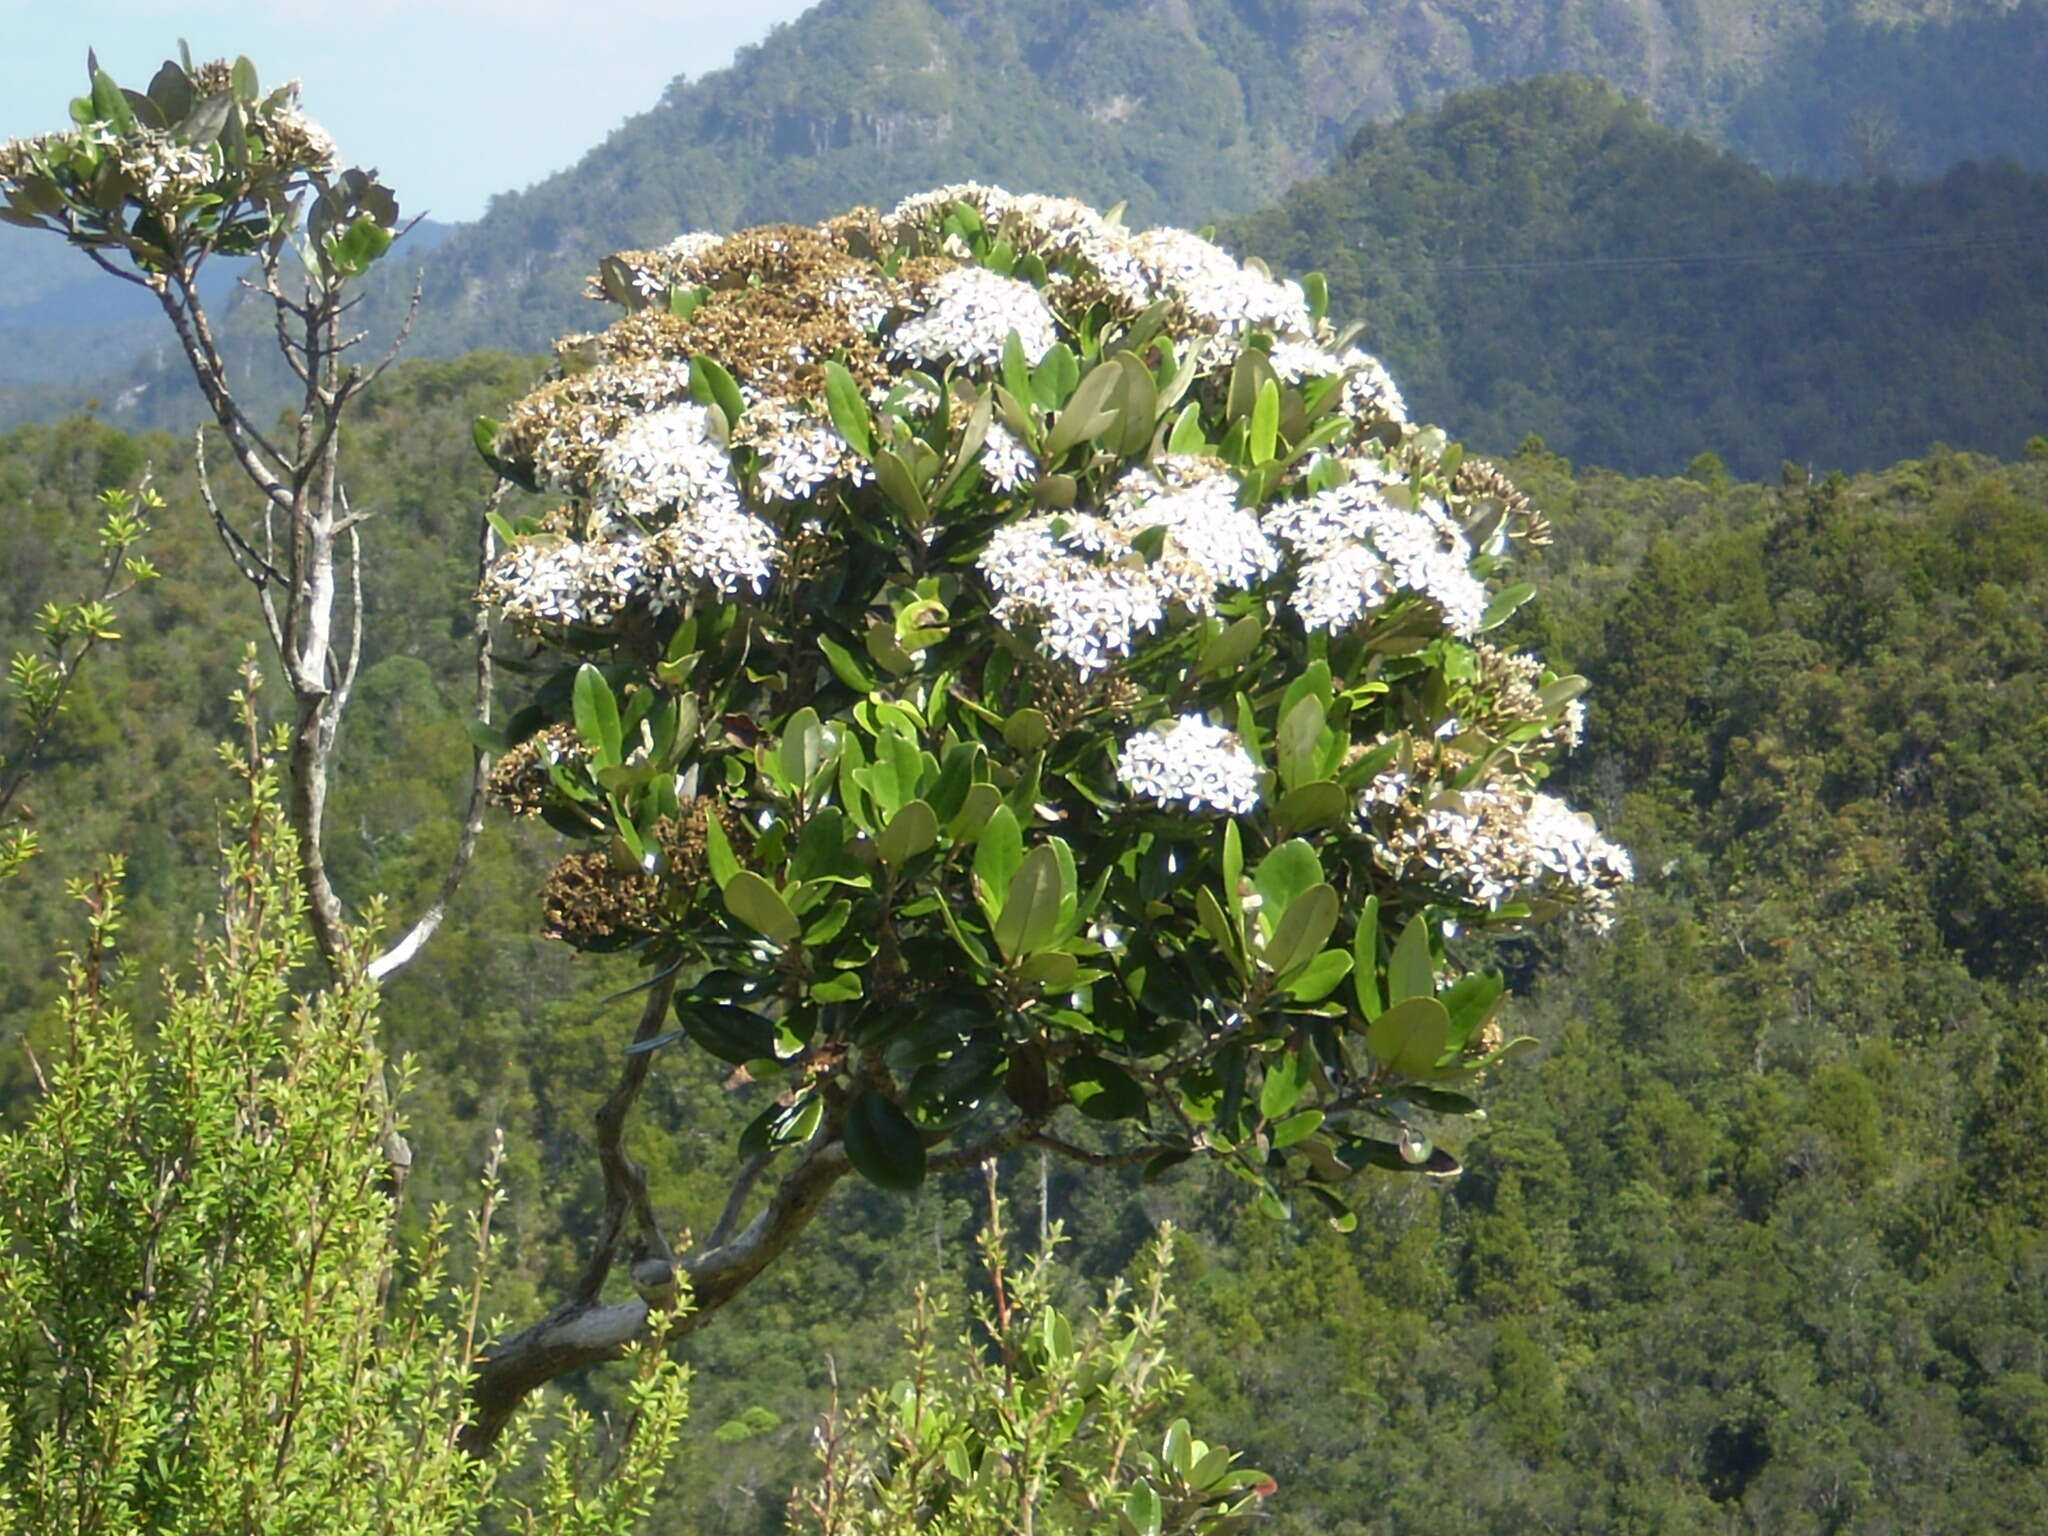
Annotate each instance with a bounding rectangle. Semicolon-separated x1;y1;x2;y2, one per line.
1379;229;2046;276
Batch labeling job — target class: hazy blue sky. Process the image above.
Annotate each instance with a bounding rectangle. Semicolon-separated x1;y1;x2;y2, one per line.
0;0;820;223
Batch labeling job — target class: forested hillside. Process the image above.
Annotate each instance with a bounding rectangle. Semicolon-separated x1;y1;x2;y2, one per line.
304;0;2048;365
1228;75;2048;477
4;360;2044;1530
8;0;2047;414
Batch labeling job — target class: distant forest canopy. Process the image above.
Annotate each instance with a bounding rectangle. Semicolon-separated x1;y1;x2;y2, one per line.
1226;75;2048;479
2;357;2046;1530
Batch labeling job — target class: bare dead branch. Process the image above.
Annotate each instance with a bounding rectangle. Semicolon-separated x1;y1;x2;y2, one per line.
193;429;287;651
705;1151;775;1252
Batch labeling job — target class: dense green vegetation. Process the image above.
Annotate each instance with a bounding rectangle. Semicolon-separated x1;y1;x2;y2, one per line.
4;356;2044;1529
1228;75;2048;478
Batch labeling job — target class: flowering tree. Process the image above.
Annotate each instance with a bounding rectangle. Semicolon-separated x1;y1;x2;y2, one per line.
465;186;1630;1441
0;51;491;986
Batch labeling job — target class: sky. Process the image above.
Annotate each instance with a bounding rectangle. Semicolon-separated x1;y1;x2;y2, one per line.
0;0;821;224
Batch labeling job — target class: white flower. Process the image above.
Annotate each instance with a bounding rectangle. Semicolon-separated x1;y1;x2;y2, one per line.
117;131;214;201
590;402;742;532
980;423;1036;492
1107;457;1279;592
978;514;1211;676
1117;715;1261;815
1337;347;1409;427
888;265;1061;373
744;404;869;502
1263;480;1487;635
1127;228;1313;339
1373;783;1632;924
641;508;780;604
1265;339;1344;383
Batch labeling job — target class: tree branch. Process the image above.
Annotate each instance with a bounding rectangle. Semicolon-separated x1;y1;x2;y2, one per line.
458;1096;1041;1455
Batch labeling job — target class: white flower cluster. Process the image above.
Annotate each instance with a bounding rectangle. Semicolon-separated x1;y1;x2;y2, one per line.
481;500;781;636
980;423;1036;492
883;185;1363;380
1374;783;1633;924
742;403;871;502
508;358;695;491
1117;714;1261;815
822;271;895;332
1263;477;1488;635
117;130;215;202
590;402;741;532
888;265;1060;373
1107;456;1279;591
977;514;1211;675
265;101;339;172
1127;227;1312;339
1338;348;1409;426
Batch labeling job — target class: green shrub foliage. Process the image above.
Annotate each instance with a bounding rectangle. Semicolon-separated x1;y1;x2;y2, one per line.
476;187;1630;1217
0;662;689;1533
795;1189;1271;1536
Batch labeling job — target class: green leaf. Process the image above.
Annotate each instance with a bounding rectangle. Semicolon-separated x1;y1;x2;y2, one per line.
1111;350;1158;457
1043;360;1122;459
1275;693;1325;790
674;999;777;1065
572;664;623;767
973;805;1023;920
1353;895;1382;1019
1125;1479;1164;1536
1017;950;1079;991
1304;270;1329;327
1195;612;1263;678
818;634;875;692
1062;1057;1147;1122
877;800;939;868
1163;1419;1193;1476
778;707;825;798
1000;707;1052;751
1167;400;1206;455
1261;883;1338;981
1258;1047;1310;1121
1030;342;1079;411
724;872;801;946
1273;1107;1325;1147
702;805;739;890
1284;948;1353;1003
1251;840;1322;942
1274;780;1348;833
1402;1085;1483;1115
1365;996;1451;1078
1480;581;1537;633
844;1092;926;1191
90;70;134;136
873;448;927;526
822;360;871;459
1387;916;1435;1004
230;56;260;105
1001;328;1034;405
333;215;392;274
994;844;1064;960
1250;378;1280;464
690;355;746;428
1196;886;1247;980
